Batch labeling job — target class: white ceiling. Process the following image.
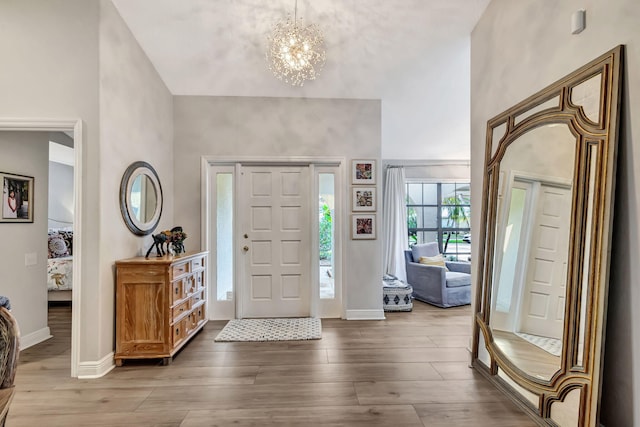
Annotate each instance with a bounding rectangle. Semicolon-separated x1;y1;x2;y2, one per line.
111;0;490;99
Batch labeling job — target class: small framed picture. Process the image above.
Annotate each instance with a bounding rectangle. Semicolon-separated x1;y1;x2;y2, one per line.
352;187;376;211
352;214;376;240
1;172;34;223
352;159;376;184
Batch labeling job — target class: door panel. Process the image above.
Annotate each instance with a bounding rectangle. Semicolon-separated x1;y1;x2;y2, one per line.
519;184;571;339
241;165;310;318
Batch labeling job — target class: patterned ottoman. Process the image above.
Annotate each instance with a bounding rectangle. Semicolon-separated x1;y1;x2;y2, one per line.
382;280;413;312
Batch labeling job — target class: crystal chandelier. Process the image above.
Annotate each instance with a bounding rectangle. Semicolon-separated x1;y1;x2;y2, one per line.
266;0;326;86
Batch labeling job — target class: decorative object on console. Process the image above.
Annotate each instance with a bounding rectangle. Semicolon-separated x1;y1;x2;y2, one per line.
266;0;326;87
145;226;187;258
170;226;187;254
1;171;33;223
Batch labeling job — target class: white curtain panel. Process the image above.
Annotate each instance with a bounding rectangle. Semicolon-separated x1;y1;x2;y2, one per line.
382;167;408;282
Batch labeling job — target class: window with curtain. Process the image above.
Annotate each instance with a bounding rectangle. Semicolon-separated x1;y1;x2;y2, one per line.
406;182;471;261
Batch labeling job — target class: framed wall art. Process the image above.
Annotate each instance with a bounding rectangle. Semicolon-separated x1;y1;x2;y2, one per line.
352;159;376;184
352;187;376;211
1;171;34;223
352;214;376;240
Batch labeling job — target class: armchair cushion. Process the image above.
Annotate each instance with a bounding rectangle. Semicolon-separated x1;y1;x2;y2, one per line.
445;271;471;288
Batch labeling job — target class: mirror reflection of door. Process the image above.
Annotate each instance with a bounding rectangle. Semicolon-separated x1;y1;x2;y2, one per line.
489;123;576;370
518;182;571;340
240;165;311;318
492;177;572;338
491;176;572;380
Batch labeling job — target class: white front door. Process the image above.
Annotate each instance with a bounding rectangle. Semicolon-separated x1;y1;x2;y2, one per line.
519;183;572;339
240;165;311;318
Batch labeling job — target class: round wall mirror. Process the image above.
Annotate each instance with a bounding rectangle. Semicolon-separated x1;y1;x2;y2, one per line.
119;161;163;236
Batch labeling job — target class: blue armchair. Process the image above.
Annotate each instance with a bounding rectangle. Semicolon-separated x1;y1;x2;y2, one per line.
404;242;471;308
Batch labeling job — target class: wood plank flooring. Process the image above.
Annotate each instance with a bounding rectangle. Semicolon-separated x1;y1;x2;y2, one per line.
8;302;537;426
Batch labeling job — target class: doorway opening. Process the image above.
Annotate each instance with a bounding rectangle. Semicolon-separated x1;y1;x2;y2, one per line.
0;118;83;378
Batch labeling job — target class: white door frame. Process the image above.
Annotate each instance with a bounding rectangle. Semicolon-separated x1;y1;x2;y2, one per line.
0;118;83;378
202;156;345;320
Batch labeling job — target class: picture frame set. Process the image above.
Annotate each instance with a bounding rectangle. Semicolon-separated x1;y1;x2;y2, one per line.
1;171;34;223
351;160;376;240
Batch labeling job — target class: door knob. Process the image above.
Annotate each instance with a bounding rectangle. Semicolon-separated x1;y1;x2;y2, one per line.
243;246;249;252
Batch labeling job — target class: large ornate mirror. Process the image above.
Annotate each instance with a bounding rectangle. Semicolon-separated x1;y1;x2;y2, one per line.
119;161;163;236
472;46;623;426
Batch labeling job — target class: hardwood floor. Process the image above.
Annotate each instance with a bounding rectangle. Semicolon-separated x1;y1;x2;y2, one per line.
8;302;537;426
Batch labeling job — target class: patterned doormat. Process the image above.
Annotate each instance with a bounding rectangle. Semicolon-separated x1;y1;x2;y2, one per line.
516;332;562;357
214;318;322;342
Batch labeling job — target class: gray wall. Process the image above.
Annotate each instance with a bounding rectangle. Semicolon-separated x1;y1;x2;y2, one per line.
0;0;174;369
48;161;74;228
0;132;50;342
98;0;174;358
0;0;102;361
174;96;383;314
471;1;640;425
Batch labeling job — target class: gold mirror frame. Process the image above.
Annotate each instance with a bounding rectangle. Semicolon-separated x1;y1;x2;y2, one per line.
472;46;623;426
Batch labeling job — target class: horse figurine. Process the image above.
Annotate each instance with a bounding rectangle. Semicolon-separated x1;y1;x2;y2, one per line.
145;226;187;258
145;230;171;258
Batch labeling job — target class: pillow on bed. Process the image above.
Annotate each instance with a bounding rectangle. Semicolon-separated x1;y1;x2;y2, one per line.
48;233;70;258
57;230;73;256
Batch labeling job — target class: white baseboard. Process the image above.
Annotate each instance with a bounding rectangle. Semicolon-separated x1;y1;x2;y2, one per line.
345;309;385;320
77;352;115;379
20;327;52;350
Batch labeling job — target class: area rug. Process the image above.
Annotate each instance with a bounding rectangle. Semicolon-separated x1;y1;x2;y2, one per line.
214;318;322;342
516;332;562;357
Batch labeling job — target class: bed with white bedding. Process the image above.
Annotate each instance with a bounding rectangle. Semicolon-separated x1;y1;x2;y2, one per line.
47;229;73;301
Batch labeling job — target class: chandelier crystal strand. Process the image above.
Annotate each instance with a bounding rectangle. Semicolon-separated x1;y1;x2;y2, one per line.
266;0;326;86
